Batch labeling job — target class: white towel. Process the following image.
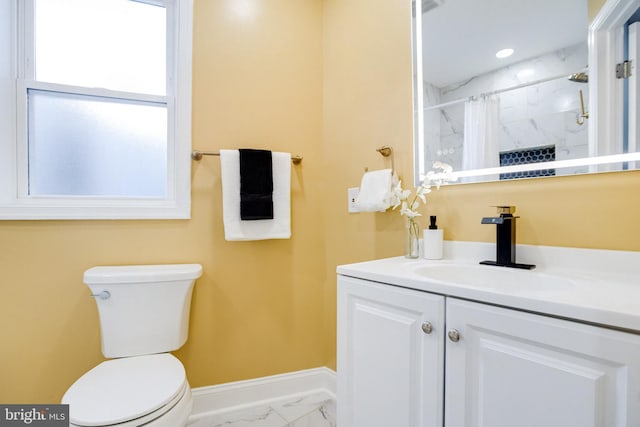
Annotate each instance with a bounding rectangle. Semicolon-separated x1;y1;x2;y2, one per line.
354;168;394;212
220;149;291;241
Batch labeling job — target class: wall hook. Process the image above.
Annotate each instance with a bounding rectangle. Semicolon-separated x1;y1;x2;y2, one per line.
376;146;392;157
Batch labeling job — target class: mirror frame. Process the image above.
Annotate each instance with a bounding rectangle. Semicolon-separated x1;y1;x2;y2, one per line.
413;0;640;186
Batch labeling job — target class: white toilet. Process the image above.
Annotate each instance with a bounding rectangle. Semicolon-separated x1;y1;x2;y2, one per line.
62;264;203;427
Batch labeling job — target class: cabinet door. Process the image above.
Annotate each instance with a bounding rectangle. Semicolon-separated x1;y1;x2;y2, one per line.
445;298;640;427
337;276;445;427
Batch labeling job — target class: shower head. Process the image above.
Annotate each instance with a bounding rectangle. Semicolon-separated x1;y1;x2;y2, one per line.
568;72;589;83
413;0;444;16
422;0;444;13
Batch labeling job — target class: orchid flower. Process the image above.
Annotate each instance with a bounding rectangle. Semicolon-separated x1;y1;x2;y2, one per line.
392;162;454;219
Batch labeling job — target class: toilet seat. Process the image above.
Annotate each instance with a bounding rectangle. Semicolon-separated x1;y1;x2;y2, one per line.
62;353;188;427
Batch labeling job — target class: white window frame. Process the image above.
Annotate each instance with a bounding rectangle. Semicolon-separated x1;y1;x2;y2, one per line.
0;0;193;220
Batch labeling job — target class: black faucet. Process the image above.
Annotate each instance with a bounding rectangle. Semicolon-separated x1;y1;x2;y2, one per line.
480;206;535;270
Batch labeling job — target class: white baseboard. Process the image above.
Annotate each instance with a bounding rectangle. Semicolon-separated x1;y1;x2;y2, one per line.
189;367;336;419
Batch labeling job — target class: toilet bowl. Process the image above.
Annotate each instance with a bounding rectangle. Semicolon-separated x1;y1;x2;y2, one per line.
63;354;192;427
62;264;202;427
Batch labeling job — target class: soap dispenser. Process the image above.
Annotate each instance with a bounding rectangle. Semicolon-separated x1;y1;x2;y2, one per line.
423;215;444;260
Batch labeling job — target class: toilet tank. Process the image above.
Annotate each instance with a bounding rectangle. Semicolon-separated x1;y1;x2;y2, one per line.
84;264;203;358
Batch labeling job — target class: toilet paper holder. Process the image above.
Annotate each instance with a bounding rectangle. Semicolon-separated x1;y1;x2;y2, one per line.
365;146;394;172
376;146;392;157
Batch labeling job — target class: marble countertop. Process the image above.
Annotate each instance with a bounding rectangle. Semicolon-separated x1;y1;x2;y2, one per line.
337;242;640;333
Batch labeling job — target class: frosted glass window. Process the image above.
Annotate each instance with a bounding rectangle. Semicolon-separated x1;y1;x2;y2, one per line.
35;0;166;95
0;0;192;219
28;90;167;197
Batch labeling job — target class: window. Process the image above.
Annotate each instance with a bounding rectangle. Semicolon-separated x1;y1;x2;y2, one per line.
0;0;193;219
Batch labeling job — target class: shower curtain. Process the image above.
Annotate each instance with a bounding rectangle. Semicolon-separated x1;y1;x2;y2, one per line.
462;95;500;173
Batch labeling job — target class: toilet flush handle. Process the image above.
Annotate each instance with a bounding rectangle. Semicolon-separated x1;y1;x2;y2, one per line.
90;290;111;300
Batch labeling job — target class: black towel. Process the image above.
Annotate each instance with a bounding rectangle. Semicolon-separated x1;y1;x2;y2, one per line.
239;149;274;220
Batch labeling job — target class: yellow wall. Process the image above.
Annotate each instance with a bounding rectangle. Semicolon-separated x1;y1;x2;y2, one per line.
320;0;640;370
0;0;326;403
321;0;415;368
2;0;639;405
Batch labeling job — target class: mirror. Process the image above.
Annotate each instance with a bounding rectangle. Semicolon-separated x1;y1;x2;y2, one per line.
412;0;640;185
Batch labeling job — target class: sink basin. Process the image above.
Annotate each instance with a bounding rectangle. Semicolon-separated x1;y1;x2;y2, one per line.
413;263;576;292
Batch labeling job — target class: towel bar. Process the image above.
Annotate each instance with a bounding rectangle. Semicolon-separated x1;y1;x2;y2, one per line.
192;150;303;165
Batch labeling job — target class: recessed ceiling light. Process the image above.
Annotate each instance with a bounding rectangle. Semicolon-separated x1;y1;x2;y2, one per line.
495;48;514;59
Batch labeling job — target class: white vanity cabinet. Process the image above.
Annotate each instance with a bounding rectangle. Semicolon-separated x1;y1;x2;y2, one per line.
337;276;445;427
337;275;640;427
445;298;640;427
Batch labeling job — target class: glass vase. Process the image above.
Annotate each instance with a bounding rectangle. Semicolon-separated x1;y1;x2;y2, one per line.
405;217;420;259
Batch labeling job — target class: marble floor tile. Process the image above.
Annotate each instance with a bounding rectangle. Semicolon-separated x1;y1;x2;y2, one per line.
270;392;334;422
188;392;336;427
188;404;288;427
286;399;336;427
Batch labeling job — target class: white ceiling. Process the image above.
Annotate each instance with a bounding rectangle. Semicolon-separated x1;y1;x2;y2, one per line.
420;0;588;87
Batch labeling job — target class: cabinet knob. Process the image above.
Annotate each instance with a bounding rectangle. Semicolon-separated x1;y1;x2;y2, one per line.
448;329;460;342
421;322;433;334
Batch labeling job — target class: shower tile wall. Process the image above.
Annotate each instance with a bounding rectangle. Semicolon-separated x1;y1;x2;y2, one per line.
423;42;589;176
432;103;464;172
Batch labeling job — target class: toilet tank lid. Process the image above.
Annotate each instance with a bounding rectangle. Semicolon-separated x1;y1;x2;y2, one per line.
84;264;202;285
